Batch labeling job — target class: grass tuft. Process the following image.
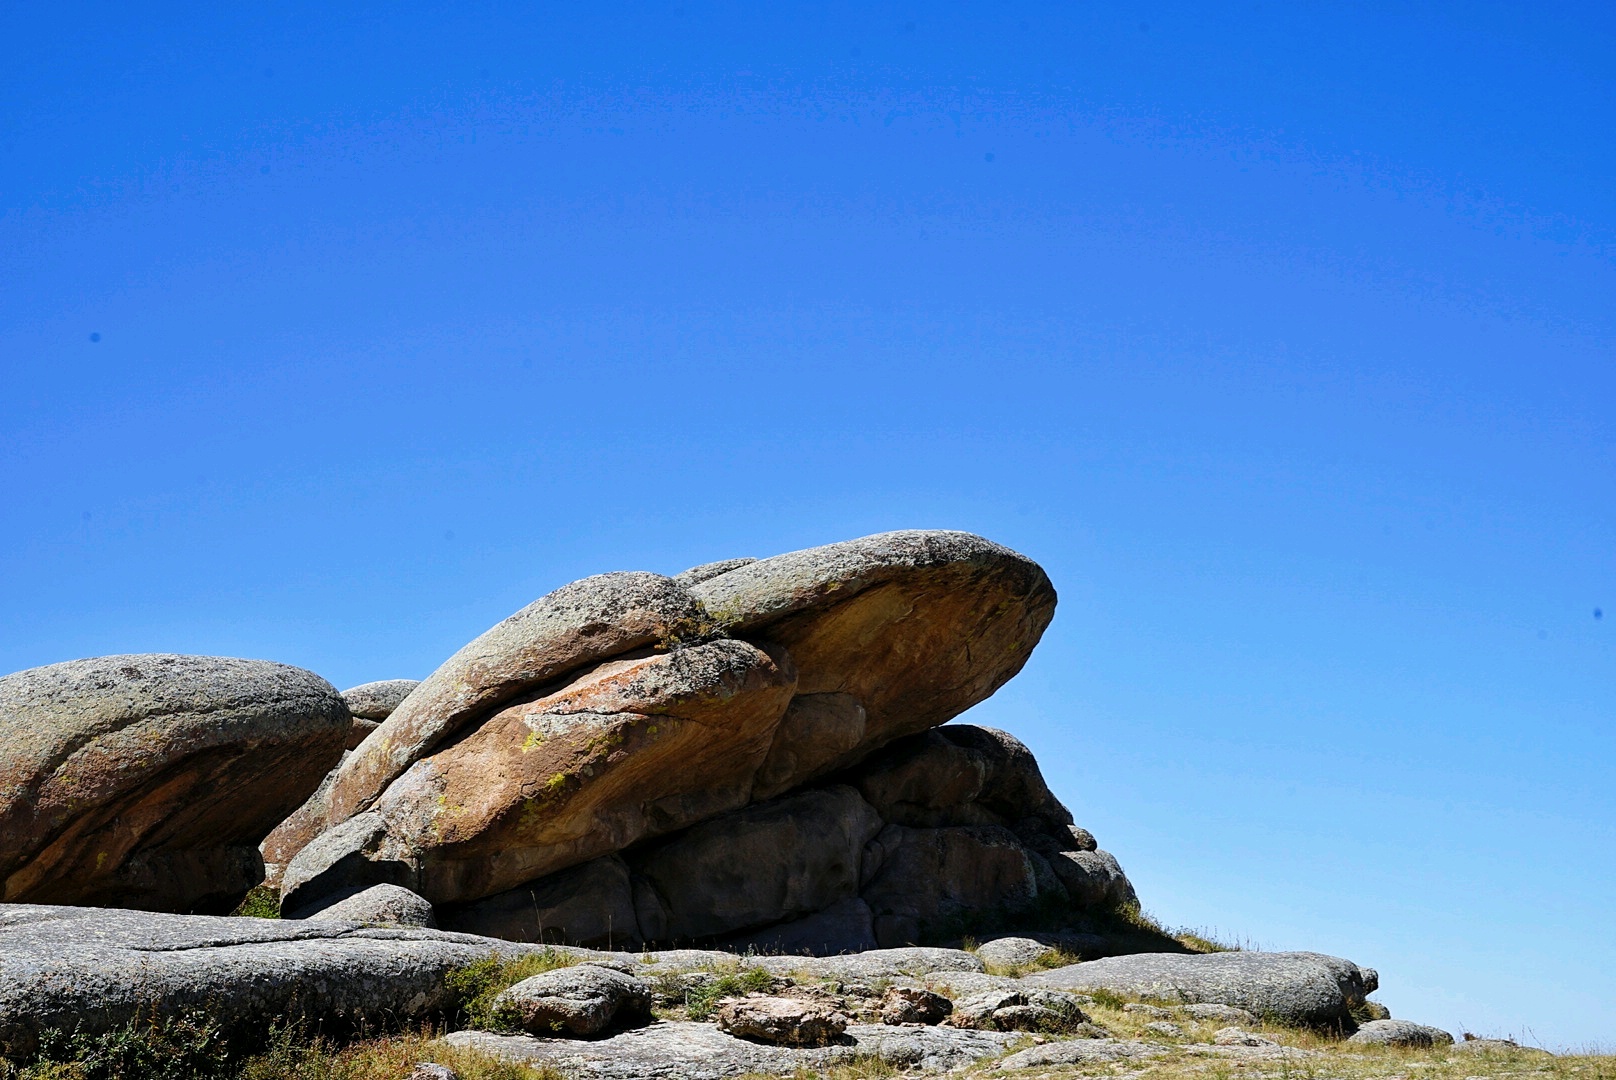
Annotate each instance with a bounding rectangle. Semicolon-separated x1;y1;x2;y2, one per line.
229;885;281;920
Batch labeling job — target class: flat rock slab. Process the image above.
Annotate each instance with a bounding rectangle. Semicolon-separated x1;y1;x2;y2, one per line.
750;946;984;981
445;1020;1018;1079
0;904;548;1054
1024;950;1374;1027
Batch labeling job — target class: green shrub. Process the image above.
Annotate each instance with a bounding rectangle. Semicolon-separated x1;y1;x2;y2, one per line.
446;950;577;1032
684;967;775;1021
229;886;281;920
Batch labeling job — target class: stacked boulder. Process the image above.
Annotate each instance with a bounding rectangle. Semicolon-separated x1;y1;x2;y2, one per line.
264;531;1132;946
0;530;1137;950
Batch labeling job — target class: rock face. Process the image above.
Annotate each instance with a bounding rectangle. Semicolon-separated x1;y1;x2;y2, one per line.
493;965;653;1037
441;723;1128;949
277;531;1071;934
340;679;420;749
1025;951;1377;1028
0;655;349;913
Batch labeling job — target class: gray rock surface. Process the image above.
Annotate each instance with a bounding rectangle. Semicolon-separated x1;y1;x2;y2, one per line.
1346;1019;1454;1047
997;1039;1164;1068
1181;1003;1258;1023
949;988;1090;1032
1048;849;1137;908
751;946;984;982
444;1020;1019;1078
300;883;437;927
1025;951;1376;1027
975;936;1056;970
0;654;349;913
671;558;758;587
341;679;422;721
0;903;550;1055
861;824;1042;944
493;964;652;1036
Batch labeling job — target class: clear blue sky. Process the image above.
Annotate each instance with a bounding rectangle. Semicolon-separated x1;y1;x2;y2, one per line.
3;1;1612;1049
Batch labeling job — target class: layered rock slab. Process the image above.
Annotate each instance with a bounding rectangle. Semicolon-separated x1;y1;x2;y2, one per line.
0;654;348;913
277;531;1058;915
1024;951;1377;1028
445;1021;1019;1079
0;904;551;1055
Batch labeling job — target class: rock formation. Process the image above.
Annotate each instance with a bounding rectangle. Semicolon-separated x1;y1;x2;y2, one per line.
274;530;1074;936
0;654;348;913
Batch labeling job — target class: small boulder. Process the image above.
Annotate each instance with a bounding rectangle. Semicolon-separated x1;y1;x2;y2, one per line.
491;964;652;1037
1345;1019;1453;1048
715;995;849;1047
406;1066;457;1080
341;679;422;721
880;987;953;1025
975;936;1055;970
300;884;436;927
949;989;1090;1033
1123;1003;1174;1019
1145;1021;1185;1038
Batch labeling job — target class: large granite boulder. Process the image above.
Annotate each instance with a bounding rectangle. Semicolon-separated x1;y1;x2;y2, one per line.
492;964;653;1037
0;655;348;913
274;531;1057;916
1024;951;1378;1028
280;639;797;913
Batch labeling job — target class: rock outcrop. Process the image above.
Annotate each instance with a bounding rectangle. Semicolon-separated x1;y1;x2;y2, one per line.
277;531;1064;927
438;723;1128;950
0;655;348;913
1024;951;1379;1028
340;679;421;749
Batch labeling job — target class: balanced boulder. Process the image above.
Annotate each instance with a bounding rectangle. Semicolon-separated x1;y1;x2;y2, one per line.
340;678;421;749
274;531;1057;917
0;654;348;913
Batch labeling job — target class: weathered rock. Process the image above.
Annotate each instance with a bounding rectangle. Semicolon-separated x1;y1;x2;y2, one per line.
632;786;882;941
300;883;437;927
881;986;953;1025
750;946;984;982
861;824;1042;945
1347;1019;1454;1047
1124;1003;1174;1018
721;898;877;956
445;1020;1018;1077
1214;1026;1279;1047
0;654;348;913
949;988;1090;1032
303;572;708;855
1146;1020;1186;1037
752;693;868;800
690;531;1056;790
441;856;639;947
853;725;1071;834
1181;1003;1257;1024
997;1039;1164;1068
975;936;1056;970
406;1065;458;1080
1048;849;1137;908
672;558;758;587
281;639;797;912
493;964;653;1037
0;903;552;1055
341;679;422;721
1457;1036;1553;1055
715;994;848;1046
1025;951;1375;1027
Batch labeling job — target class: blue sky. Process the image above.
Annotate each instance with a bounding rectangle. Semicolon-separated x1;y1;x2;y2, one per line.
2;1;1612;1048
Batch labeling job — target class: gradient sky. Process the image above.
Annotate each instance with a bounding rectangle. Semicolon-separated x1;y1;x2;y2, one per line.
2;1;1612;1049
